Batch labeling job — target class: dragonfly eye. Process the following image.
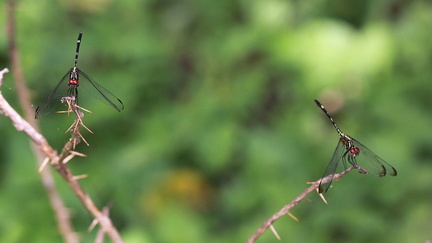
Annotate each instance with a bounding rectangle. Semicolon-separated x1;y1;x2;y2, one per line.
349;147;360;156
68;79;79;87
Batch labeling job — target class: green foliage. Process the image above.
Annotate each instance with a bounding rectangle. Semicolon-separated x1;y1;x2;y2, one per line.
1;0;432;242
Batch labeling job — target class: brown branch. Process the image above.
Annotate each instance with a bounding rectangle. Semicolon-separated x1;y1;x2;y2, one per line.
0;68;124;243
246;166;358;243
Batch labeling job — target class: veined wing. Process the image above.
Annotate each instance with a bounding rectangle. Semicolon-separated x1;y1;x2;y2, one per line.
78;69;124;112
318;139;347;193
35;70;71;119
352;138;397;177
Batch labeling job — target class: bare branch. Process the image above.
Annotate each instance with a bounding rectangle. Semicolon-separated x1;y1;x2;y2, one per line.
246;166;357;243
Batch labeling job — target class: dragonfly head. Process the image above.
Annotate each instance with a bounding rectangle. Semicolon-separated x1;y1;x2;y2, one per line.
349;147;360;157
68;79;79;88
68;68;80;88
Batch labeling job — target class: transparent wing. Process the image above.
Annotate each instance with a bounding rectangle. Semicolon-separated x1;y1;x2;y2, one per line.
318;139;346;193
35;70;71;119
352;138;397;177
78;69;124;112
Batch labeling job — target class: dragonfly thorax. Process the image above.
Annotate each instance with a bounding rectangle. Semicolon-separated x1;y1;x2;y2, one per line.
340;135;352;147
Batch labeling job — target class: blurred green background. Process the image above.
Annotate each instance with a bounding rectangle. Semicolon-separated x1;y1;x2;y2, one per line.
1;0;432;242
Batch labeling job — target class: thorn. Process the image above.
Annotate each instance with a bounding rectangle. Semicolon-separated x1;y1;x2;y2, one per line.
88;205;110;232
56;110;73;116
81;121;94;134
287;211;300;222
63;150;87;164
38;157;50;172
79;131;90;146
301;198;312;203
88;218;98;232
73;174;88;180
269;224;281;241
65;122;75;133
318;191;328;204
76;104;92;114
63;153;75;164
69;150;87;157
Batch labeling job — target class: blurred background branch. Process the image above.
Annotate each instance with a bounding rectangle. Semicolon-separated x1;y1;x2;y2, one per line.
6;0;78;241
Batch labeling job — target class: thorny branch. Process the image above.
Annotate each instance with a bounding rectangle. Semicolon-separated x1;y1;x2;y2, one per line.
246;166;359;243
0;68;124;243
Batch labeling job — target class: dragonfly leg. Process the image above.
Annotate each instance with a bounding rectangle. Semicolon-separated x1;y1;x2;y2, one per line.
67;88;79;105
347;154;358;167
341;151;349;169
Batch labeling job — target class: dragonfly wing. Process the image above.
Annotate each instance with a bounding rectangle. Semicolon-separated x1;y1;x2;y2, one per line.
35;70;71;119
319;139;346;193
352;138;397;177
78;69;124;112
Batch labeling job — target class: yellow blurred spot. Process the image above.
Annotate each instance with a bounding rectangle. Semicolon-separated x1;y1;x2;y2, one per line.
142;169;214;217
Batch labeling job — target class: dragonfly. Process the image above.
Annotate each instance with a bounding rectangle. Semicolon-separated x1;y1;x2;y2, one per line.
314;99;397;193
35;32;124;119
